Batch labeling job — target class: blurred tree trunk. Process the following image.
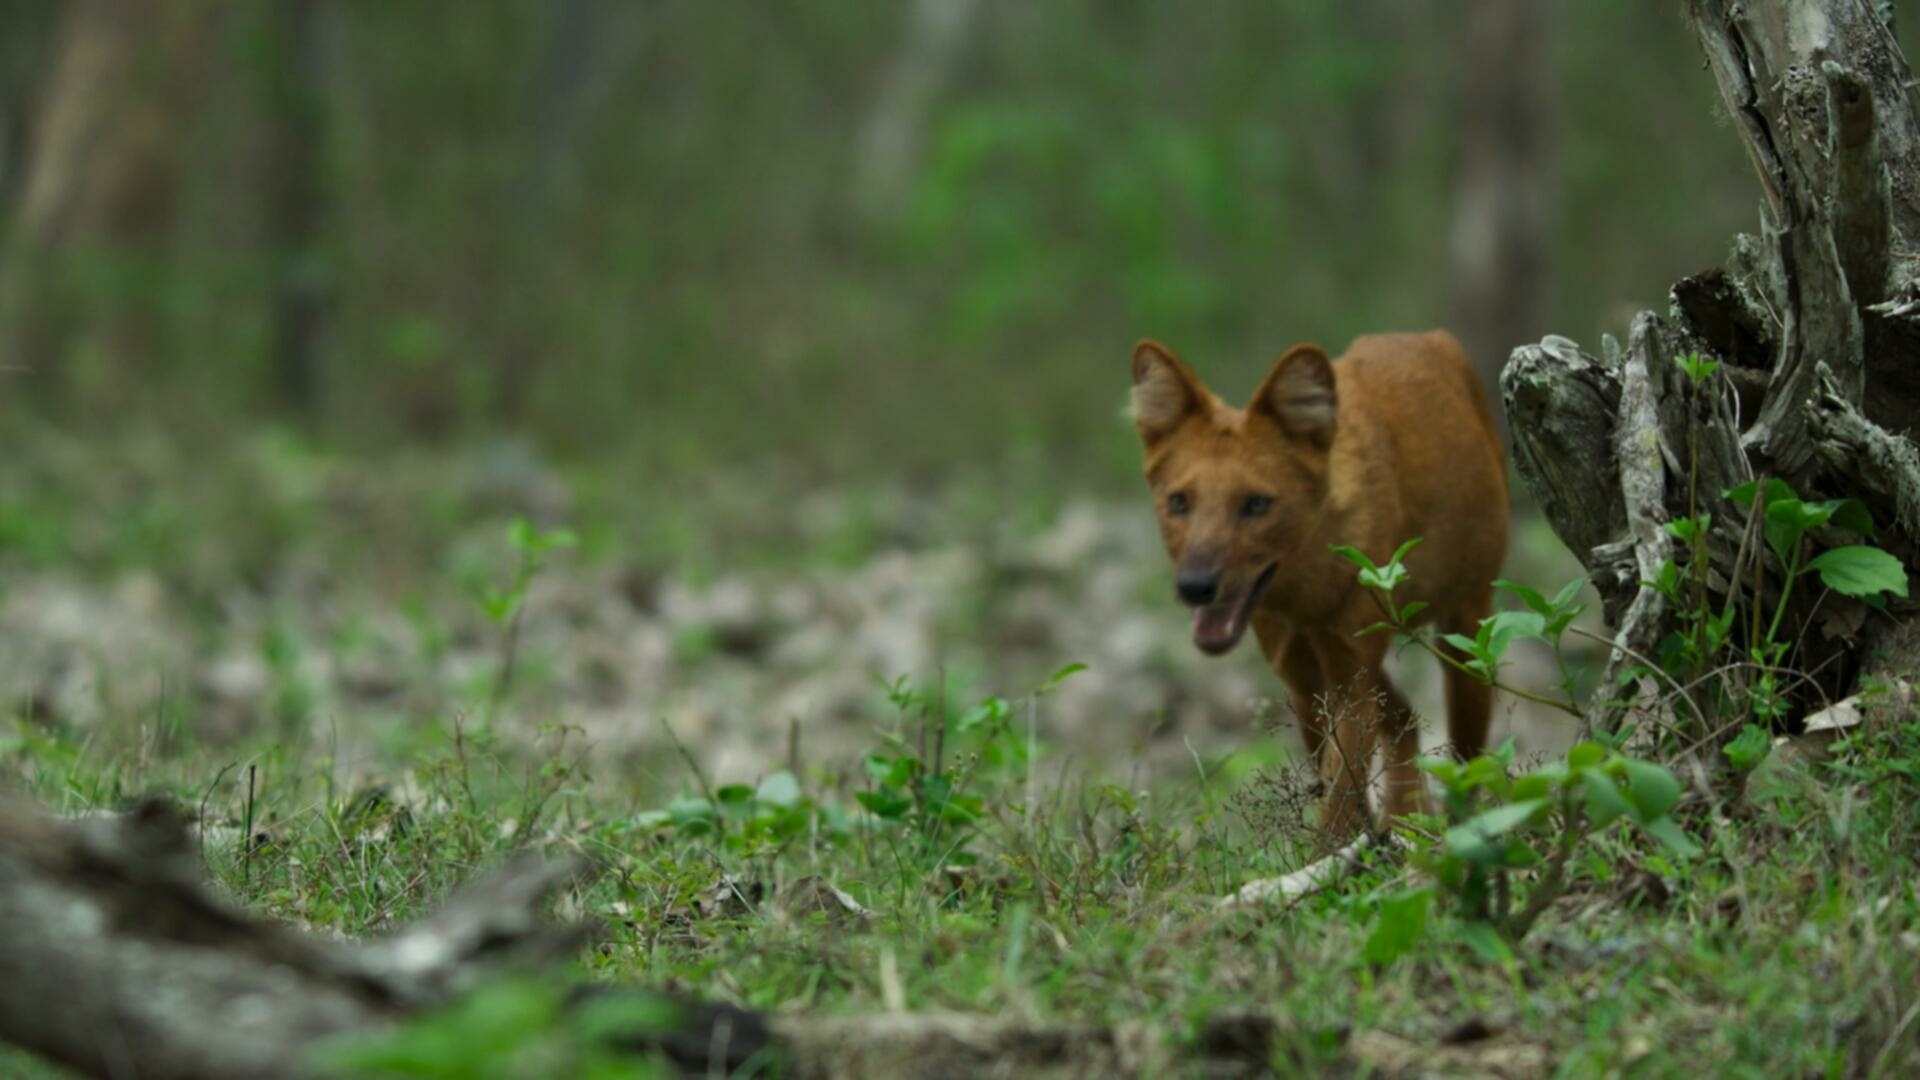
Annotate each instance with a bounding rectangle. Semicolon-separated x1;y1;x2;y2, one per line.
262;0;336;424
850;0;981;225
0;5;62;218
0;0;225;409
483;0;648;427
1450;0;1556;444
1503;0;1920;741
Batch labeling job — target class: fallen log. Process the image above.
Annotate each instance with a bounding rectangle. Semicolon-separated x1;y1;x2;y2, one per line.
0;793;770;1078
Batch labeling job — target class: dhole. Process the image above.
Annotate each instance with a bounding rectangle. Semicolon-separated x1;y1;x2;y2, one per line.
1130;331;1509;840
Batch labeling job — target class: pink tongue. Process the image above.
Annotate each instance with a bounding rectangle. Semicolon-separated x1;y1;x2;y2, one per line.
1193;604;1241;651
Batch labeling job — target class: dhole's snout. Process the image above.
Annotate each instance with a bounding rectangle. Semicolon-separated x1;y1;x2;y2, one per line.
1174;568;1220;606
1179;561;1276;657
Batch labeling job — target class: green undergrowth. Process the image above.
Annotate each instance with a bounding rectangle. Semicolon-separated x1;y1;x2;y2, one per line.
5;667;1920;1077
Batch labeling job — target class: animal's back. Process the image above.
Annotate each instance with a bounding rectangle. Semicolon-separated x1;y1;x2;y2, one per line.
1337;331;1509;590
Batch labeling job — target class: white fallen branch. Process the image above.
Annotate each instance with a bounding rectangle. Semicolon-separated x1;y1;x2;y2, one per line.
1217;832;1405;910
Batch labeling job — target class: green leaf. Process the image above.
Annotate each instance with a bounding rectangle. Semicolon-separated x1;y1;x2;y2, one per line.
1389;537;1424;565
1493;579;1548;614
1329;544;1378;572
1722;725;1772;772
755;770;802;808
1827;499;1876;537
1509;774;1552;802
1364;888;1433;966
856;789;912;819
1806;546;1909;599
1621;758;1683;821
1641;815;1702;858
1550;577;1588;611
1664;516;1705;543
1480;610;1548;656
1460;922;1514;964
1566;741;1608;771
1445;799;1548;864
1581;769;1633;829
1047;662;1088;685
1397;600;1430;623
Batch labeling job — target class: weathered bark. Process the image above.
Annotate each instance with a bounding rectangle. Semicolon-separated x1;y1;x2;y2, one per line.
0;793;769;1079
1502;0;1920;734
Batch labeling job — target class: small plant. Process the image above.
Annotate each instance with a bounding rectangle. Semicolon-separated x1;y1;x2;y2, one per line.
477;516;577;714
1406;736;1698;944
1331;539;1587;716
1643;478;1907;733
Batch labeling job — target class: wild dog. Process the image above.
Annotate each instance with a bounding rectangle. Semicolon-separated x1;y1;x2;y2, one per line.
1130;331;1509;839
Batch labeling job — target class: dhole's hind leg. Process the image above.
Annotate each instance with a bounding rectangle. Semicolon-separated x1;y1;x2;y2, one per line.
1441;590;1496;761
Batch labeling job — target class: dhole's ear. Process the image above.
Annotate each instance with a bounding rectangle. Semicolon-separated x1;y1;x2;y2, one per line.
1251;344;1337;447
1131;340;1204;444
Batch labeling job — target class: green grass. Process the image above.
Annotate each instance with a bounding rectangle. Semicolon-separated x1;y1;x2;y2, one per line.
5;672;1920;1077
2;441;1917;1076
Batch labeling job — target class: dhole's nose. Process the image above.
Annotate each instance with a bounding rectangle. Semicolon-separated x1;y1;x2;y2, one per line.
1176;571;1220;606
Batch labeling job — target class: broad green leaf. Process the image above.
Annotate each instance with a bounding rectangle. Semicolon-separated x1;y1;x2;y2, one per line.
755;770;802;808
1460;922;1514;964
1566;741;1608;771
1581;769;1633;828
1806;546;1909;599
1510;774;1552;801
1445;799;1548;864
1364;888;1434;966
1642;815;1702;858
1480;610;1548;656
1621;758;1683;821
1389;537;1425;564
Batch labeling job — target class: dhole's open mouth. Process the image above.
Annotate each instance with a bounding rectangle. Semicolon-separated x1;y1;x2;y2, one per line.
1191;563;1277;656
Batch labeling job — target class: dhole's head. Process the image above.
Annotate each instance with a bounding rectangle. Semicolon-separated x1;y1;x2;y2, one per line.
1130;339;1337;656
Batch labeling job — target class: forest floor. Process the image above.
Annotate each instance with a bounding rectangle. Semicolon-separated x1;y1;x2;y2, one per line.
3;434;1918;1077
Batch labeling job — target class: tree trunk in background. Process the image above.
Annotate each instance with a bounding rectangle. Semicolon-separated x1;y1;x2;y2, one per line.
0;1;225;408
1451;0;1555;444
480;0;648;426
1503;0;1920;739
850;0;981;225
263;0;336;423
0;6;61;217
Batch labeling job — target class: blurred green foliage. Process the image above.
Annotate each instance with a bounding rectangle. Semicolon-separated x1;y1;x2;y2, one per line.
7;2;1903;489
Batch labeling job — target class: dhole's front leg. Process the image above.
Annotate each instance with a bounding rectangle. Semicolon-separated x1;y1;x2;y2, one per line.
1303;635;1387;843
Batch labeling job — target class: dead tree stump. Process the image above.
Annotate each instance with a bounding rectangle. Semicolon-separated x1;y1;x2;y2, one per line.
1502;0;1920;737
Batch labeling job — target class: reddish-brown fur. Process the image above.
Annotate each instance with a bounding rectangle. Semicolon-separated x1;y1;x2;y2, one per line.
1130;331;1509;840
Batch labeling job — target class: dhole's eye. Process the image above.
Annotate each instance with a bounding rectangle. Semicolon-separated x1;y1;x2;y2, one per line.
1241;495;1274;519
1166;492;1191;516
